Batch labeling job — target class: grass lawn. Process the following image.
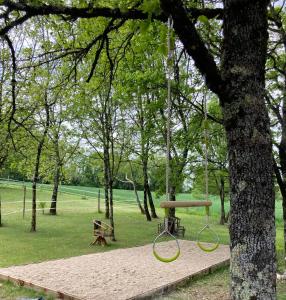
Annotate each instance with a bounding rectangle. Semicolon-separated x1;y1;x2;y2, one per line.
0;181;285;299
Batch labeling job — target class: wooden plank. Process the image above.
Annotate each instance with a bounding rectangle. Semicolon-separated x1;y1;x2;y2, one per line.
0;273;81;300
128;258;230;300
160;201;212;208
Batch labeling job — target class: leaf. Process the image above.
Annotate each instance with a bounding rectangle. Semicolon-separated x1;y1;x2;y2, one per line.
198;15;209;25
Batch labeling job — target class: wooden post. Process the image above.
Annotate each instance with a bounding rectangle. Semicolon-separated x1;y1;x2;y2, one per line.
98;189;101;213
23;185;26;219
0;192;2;227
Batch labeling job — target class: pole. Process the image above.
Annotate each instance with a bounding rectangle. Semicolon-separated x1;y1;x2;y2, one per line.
23;185;26;219
0;192;2;227
98;189;101;213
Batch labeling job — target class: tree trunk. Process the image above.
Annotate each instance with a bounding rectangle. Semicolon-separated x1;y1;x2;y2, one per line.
273;159;286;261
103;148;110;219
109;185;115;241
221;1;276;298
129;162;145;214
276;41;286;265
219;177;226;225
0;192;2;227
142;160;152;221
31;146;42;232
31;98;49;232
146;183;158;218
167;185;176;233
50;140;60;215
98;189;101;213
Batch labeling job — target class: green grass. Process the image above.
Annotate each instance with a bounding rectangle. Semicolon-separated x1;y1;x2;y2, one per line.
0;181;285;299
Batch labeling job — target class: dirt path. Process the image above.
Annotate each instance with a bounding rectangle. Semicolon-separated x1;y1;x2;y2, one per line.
0;240;230;300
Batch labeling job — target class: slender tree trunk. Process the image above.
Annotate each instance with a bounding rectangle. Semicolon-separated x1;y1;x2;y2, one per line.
109;182;115;241
168;185;176;233
142;160;152;221
129;163;145;214
31;98;49;232
276;45;286;264
103;148;110;219
146;183;158;218
273;159;286;261
142;159;157;218
22;185;26;219
219;177;226;225
98;189;101;213
133;181;145;215
31;142;44;232
221;1;276;298
169;185;176;217
0;192;2;227
50;140;60;215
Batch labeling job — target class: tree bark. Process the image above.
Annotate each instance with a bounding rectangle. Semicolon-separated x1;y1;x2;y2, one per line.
31;97;50;232
109;181;115;241
129;162;145;214
146;182;158;218
142;160;152;221
50;138;60;215
103;147;110;219
221;1;276;298
31;135;46;232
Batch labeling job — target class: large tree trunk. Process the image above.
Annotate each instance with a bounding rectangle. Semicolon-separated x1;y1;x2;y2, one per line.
50;139;60;215
221;1;276;298
161;0;276;297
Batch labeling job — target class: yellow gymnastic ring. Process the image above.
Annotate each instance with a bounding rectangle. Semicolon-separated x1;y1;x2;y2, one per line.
153;248;180;263
196;225;219;252
197;241;219;252
152;231;180;263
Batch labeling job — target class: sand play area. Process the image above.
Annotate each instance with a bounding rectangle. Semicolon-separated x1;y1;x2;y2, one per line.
0;240;230;300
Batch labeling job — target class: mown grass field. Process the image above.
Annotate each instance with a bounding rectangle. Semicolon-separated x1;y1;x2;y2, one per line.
0;180;285;299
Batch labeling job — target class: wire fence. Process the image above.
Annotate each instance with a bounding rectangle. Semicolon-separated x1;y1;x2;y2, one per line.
0;177;146;218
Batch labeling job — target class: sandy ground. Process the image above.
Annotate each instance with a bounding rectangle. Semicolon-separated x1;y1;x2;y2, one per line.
0;240;230;300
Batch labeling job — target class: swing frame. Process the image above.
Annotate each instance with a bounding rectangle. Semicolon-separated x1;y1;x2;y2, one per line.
152;16;219;264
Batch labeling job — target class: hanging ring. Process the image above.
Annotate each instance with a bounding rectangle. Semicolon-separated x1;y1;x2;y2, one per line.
197;224;219;252
153;230;180;263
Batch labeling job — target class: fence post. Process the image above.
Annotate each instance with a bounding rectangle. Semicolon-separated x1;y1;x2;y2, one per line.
0;192;2;227
98;189;101;213
23;185;26;219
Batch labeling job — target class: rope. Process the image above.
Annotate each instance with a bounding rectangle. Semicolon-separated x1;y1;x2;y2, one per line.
196;94;220;252
166;16;173;203
203;94;209;224
153;16;180;263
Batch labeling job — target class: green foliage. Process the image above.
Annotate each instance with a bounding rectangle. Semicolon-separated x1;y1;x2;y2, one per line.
38;201;46;214
198;15;210;25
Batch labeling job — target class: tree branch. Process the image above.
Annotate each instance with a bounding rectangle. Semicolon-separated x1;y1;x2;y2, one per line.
160;0;224;99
